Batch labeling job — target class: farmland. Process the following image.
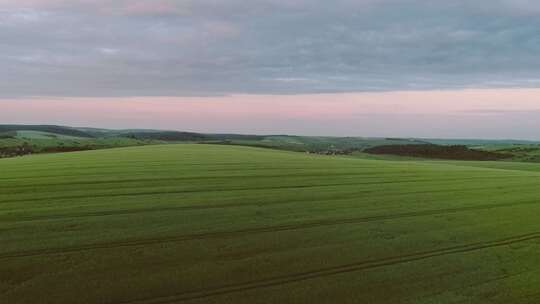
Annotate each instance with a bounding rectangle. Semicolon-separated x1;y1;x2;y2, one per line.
5;124;540;162
2;144;540;303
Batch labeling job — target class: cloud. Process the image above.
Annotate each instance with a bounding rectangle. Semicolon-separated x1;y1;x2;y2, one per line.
1;0;540;97
4;89;540;139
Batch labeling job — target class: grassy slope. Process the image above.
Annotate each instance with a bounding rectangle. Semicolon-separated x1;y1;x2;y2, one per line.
1;125;428;157
0;130;160;151
2;145;540;303
0;125;93;138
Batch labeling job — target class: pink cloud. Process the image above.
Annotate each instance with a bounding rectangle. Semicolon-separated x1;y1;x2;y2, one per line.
2;88;540;139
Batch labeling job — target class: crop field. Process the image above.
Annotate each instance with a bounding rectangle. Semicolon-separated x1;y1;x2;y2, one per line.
2;144;540;303
0;130;153;157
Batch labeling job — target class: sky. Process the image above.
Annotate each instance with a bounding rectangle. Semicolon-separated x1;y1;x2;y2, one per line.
2;0;540;139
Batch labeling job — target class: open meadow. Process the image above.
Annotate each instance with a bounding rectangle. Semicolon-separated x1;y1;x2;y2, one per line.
2;144;540;303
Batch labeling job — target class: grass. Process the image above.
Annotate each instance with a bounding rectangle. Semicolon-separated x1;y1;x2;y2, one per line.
2;144;540;303
0;130;163;156
0;125;430;158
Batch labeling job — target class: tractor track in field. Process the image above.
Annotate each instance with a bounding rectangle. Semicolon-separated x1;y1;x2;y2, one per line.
115;232;540;304
0;172;421;193
2;199;540;260
4;184;540;223
0;180;401;205
0;161;267;176
0;163;388;181
0;175;519;205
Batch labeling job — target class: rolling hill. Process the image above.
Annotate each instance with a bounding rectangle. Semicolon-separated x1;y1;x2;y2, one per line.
0;125;94;138
2;124;540;161
0;124;428;158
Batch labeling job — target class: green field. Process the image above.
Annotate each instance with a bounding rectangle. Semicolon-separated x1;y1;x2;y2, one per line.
5;124;540;163
0;124;431;158
0;130;154;148
2;144;540;303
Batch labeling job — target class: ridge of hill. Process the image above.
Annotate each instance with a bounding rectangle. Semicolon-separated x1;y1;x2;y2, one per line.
2;124;540;161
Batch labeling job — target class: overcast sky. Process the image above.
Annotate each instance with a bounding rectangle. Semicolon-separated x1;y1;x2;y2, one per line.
2;0;540;138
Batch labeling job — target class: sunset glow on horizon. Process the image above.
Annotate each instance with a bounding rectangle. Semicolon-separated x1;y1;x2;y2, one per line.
3;88;540;139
